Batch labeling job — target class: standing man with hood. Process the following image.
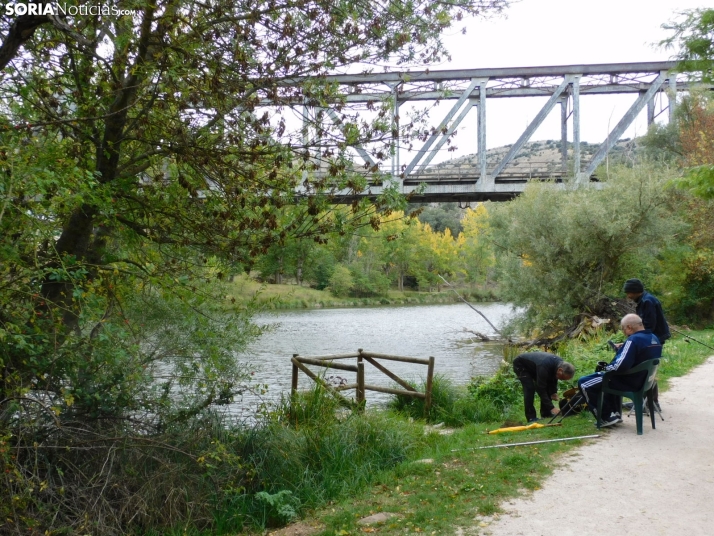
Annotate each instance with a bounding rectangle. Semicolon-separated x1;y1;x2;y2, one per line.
512;352;575;423
622;278;670;410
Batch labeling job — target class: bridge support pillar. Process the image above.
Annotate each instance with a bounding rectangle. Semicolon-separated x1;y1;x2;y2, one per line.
560;97;568;173
668;76;677;124
477;78;489;187
390;83;401;189
647;95;655;127
301;101;310;148
572;76;582;182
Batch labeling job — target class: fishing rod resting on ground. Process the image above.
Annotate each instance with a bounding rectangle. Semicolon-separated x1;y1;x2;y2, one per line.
451;434;601;451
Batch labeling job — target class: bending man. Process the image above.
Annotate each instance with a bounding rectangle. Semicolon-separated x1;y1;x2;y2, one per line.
578;314;662;427
513;352;575;423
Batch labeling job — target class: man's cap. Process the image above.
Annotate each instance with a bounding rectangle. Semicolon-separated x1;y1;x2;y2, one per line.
623;278;644;294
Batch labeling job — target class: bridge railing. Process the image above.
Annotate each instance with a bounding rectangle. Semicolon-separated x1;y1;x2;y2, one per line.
310;160;575;184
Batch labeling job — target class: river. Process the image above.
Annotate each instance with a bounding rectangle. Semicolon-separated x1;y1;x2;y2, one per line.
230;302;517;419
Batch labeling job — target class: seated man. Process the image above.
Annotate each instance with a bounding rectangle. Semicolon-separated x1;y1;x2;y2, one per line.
578;314;662;427
513;352;575;423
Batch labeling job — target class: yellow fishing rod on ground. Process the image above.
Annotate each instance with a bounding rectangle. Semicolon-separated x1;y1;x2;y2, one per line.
487;422;562;434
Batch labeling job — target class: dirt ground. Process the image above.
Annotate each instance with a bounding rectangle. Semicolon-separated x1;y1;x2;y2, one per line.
482;355;714;536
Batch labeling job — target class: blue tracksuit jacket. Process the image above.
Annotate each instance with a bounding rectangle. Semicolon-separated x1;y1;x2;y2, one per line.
578;329;662;418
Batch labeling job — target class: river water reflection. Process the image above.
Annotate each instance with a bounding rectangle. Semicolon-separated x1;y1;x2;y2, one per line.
232;302;517;417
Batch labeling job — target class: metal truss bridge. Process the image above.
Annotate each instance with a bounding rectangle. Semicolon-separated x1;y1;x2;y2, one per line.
284;61;697;202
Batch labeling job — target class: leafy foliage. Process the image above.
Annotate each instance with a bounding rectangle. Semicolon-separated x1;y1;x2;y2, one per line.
642;90;714;325
0;0;509;532
662;8;714;83
254;490;299;527
661;10;714;198
388;373;519;426
488;166;683;332
329;263;355;297
266;208;496;296
413;202;464;236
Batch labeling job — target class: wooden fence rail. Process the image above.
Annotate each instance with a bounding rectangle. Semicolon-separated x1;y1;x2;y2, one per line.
291;348;435;416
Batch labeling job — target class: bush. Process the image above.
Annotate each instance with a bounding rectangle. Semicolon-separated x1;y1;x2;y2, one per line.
328;264;354;297
224;388;422;530
489;164;684;333
388;373;520;426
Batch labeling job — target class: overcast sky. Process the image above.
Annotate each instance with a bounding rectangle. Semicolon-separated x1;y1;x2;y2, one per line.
416;0;706;163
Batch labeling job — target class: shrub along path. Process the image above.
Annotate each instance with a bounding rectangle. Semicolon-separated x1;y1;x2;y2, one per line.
484;355;714;536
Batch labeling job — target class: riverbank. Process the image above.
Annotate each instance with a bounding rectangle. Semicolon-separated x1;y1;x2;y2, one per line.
260;329;714;536
227;274;500;310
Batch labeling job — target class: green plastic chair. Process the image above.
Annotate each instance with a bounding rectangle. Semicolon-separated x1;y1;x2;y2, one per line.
597;358;660;435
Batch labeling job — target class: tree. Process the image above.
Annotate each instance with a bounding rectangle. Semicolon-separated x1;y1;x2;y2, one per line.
412;202;464;236
0;0;509;406
662;8;714;198
352;230;391;296
411;222;459;290
380;212;422;291
328;263;354;297
488;166;683;333
458;203;494;283
0;0;510;532
663;8;714;83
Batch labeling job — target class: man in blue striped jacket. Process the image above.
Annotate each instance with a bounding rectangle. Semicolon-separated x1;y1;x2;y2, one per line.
577;314;662;427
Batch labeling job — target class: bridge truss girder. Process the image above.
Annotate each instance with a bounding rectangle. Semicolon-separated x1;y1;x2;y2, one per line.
288;62;695;202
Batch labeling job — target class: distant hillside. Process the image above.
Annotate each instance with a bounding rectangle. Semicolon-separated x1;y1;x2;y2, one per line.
425;138;641;177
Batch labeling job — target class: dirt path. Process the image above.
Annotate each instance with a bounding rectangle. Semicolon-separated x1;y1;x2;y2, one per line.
483;356;714;536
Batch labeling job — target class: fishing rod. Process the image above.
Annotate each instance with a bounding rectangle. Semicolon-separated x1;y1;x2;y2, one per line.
451;434;601;451
438;274;504;338
671;327;714;351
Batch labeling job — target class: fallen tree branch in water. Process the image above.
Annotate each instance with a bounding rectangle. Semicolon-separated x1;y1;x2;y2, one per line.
438;274;509;341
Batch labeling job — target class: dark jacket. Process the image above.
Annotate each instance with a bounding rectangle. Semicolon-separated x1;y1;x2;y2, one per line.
635;292;671;344
513;352;562;413
605;329;662;391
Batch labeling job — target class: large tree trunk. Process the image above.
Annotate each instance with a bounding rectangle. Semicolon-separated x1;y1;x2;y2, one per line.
0;14;48;71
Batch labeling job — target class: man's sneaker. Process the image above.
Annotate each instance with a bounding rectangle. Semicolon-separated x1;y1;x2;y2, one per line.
599;418;621;428
527;417;540;423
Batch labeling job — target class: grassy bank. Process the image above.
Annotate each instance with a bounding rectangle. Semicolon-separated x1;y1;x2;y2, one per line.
226;274;500;310
246;328;714;536
11;329;708;535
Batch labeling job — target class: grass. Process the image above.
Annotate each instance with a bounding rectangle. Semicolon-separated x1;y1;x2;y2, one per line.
137;328;713;535
387;373;524;427
302;416;597;535
262;328;714;536
226;274;499;310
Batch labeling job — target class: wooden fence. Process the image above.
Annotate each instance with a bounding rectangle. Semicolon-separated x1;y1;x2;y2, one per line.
291;348;435;416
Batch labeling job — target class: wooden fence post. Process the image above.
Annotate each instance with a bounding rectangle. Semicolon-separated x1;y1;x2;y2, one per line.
357;361;365;410
425;356;435;418
291;354;299;395
357;349;365;410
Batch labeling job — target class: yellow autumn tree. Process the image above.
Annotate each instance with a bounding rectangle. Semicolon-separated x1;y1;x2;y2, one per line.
458;204;495;283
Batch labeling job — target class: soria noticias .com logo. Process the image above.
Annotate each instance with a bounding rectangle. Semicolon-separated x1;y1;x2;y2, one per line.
4;2;137;16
